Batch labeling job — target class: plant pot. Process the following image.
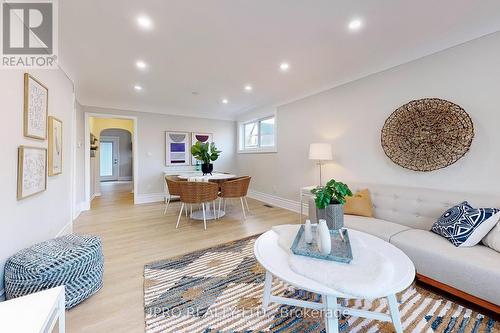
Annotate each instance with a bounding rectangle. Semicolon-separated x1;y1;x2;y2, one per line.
201;163;213;175
316;203;344;230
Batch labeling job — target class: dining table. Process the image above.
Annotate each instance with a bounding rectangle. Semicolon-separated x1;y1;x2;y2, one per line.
177;172;237;220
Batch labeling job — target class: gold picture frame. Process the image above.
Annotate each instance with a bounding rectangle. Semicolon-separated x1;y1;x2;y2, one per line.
48;116;63;176
24;73;49;140
17;146;47;200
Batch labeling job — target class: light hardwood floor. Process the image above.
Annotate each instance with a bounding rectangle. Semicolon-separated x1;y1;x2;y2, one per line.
67;182;299;333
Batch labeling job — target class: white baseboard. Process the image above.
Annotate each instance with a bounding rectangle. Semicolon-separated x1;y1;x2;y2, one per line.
247;189;308;214
135;190;306;212
56;221;73;237
135;192;165;204
94;192;101;197
73;201;87;220
73;208;81;220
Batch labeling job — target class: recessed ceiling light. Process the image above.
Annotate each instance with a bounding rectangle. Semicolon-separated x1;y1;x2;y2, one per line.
348;18;363;31
244;85;253;92
137;15;153;30
136;60;147;69
222;98;229;104
134;85;143;91
280;62;290;71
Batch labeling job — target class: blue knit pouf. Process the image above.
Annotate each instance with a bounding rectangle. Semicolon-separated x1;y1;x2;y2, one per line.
4;234;103;309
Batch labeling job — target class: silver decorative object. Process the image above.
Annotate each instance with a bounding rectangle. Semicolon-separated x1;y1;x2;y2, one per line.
290;225;353;263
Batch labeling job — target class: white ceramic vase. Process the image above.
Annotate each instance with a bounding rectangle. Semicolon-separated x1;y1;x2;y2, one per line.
304;219;313;244
316;219;331;255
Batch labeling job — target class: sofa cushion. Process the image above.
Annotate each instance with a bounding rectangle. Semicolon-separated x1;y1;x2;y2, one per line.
344;189;374;217
483;222;500;253
431;202;500;247
344;215;411;242
390;229;500;305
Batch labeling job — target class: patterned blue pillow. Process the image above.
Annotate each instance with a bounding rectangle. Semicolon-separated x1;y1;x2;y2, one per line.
431;201;500;247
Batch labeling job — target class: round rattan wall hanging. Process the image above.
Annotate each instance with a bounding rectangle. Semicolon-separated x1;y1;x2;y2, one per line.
381;98;474;172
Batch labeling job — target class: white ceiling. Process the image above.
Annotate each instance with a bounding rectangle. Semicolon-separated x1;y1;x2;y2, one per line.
59;0;500;120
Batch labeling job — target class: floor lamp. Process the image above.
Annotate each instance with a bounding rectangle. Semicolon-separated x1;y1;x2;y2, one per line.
309;143;332;186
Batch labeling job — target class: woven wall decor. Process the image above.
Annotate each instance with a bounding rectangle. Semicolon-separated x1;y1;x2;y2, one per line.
381;98;474;172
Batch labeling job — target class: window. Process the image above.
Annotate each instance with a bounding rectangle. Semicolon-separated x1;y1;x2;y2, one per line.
244;122;259;148
239;116;276;152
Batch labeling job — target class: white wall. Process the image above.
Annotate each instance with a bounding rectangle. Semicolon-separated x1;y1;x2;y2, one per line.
237;31;500;202
0;69;75;296
74;101;85;214
77;106;237;205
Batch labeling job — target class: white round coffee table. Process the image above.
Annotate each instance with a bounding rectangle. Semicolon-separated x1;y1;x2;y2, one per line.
254;229;415;333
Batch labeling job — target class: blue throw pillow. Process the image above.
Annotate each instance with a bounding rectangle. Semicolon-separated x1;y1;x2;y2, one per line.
431;201;500;247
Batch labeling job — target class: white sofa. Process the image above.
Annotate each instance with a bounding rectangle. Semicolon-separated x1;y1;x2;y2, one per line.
308;182;500;311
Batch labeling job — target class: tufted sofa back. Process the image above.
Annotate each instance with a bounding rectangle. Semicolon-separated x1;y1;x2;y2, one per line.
348;183;500;230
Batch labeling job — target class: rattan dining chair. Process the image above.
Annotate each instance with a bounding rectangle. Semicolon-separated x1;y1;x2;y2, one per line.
163;175;188;216
176;181;219;230
218;176;251;219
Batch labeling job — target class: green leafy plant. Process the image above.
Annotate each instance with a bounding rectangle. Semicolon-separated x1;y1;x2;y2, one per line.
191;141;221;165
311;179;353;209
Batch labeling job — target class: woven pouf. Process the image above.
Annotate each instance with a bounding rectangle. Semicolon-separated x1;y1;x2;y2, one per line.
4;234;103;309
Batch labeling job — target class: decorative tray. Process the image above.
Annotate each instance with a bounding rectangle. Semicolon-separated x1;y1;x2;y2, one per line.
290;225;353;263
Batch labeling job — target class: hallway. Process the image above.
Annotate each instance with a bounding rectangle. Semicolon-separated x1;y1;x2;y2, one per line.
91;181;134;210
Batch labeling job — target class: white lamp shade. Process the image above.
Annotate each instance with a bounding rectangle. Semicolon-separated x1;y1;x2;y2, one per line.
309;143;332;161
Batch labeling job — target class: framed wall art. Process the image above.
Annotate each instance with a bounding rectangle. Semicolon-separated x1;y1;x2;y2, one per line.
165;131;190;166
190;132;213;165
48;116;63;176
24;73;48;140
17;146;47;200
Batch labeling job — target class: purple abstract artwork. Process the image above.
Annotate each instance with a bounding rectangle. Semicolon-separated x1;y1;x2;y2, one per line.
195;135;210;142
191;132;213;165
166;131;190;166
170;143;185;152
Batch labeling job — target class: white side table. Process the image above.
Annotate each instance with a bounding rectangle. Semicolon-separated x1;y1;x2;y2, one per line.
0;286;65;333
300;186;316;223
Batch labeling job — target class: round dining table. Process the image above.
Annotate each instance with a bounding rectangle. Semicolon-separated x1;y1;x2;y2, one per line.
177;173;237;181
177;173;237;220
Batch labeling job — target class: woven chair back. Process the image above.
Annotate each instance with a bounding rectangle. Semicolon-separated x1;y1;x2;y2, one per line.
220;176;251;198
179;181;219;204
165;175;184;196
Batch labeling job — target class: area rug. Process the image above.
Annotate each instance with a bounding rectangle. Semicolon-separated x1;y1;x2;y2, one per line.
144;236;498;333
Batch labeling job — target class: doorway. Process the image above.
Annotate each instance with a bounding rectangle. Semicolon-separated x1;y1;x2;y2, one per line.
100;136;120;182
84;113;138;210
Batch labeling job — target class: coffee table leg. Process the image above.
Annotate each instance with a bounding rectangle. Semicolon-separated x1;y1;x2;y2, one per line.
325;295;339;333
387;294;403;333
262;271;272;313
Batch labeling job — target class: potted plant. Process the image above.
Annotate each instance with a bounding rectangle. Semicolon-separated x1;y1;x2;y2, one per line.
191;141;221;175
311;179;353;230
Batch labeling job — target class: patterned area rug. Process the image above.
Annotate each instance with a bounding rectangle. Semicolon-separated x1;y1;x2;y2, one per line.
144;236;498;333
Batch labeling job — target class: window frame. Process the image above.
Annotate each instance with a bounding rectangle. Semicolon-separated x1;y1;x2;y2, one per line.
238;115;277;154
